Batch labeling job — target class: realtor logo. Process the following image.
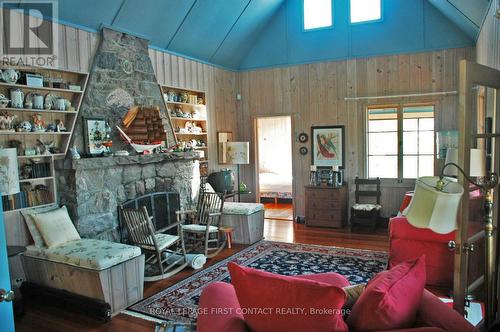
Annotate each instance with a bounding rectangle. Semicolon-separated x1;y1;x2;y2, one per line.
1;0;58;65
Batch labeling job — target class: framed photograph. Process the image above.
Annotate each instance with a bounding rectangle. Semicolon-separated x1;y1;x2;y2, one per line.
83;117;107;155
311;125;345;169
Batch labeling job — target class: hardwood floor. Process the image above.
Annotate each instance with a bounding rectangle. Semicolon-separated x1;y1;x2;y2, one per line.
263;202;293;221
15;220;389;331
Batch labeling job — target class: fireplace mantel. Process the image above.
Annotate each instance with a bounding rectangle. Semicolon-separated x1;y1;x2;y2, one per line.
68;152;199;171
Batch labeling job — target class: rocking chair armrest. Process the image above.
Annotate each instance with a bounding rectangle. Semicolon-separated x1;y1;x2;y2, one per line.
176;209;196;216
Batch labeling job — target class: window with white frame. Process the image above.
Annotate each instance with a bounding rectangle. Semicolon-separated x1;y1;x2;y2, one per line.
367;105;435;179
303;0;333;30
350;0;382;24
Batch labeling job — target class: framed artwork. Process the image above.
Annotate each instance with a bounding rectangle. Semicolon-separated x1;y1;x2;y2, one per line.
311;125;345;169
217;131;233;164
83;117;107;155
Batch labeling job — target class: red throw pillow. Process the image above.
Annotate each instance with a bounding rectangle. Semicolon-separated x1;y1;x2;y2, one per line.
227;262;348;332
347;255;426;331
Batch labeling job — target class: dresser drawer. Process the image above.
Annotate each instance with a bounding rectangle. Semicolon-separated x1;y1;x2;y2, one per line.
307;200;344;210
307;210;343;221
305;188;345;200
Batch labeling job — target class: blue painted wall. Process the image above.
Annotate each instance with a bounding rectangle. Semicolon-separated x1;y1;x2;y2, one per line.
2;0;477;70
240;0;474;70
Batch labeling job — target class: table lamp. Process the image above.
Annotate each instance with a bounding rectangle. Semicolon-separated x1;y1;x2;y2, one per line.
226;142;249;202
404;148;489;234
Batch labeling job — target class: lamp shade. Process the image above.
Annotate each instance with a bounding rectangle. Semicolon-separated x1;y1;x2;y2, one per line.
403;176;464;234
226;142;249;165
444;148;486;177
0;148;20;195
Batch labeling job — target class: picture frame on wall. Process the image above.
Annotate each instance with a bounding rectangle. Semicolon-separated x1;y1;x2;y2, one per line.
217;131;233;164
83;117;108;156
311;125;345;169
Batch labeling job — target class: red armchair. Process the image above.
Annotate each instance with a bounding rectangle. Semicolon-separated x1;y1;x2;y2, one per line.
389;216;455;288
197;272;477;332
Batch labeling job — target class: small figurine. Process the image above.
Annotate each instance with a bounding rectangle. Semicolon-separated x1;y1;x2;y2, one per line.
32;114;45;132
0;112;17;131
56;119;66;132
70;145;80;160
36;139;54;155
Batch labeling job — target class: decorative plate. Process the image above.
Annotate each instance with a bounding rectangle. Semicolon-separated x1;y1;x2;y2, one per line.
299;146;308;155
44;93;58;107
298;132;308;143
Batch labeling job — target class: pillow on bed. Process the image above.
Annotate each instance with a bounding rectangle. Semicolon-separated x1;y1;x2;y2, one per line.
21;204;59;248
32;206;80;248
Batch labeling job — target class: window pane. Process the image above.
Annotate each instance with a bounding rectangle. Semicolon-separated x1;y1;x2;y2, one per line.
403;119;418;131
403;132;418;154
369;156;397;178
369;132;397;155
368;108;397;120
418;131;434;154
368;119;397;132
403;156;418;178
304;0;332;30
350;0;381;23
418;155;434;177
419;118;434;130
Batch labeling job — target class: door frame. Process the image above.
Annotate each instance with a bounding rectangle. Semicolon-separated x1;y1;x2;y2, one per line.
456;59;500;326
253;114;296;221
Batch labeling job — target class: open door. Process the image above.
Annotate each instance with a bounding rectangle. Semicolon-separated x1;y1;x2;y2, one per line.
0;203;15;331
455;60;500;328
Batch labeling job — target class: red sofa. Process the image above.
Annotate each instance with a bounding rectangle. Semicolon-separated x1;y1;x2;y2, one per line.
197;272;478;332
389;216;455;288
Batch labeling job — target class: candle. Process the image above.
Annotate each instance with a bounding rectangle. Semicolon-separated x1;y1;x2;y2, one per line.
310;165;317;171
332;165;339;172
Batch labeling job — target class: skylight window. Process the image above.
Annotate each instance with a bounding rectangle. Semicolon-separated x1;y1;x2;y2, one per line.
303;0;332;31
350;0;382;24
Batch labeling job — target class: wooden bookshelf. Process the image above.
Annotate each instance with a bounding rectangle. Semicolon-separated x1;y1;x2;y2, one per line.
160;85;209;176
0;65;89;212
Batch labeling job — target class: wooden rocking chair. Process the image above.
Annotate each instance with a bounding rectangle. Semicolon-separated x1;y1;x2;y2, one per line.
120;206;188;281
178;191;226;258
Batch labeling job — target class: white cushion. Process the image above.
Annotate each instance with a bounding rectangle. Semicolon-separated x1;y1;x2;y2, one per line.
143;233;179;251
182;224;218;233
352;203;382;211
32;206;81;248
25;239;142;270
223;202;264;216
21;204;59;248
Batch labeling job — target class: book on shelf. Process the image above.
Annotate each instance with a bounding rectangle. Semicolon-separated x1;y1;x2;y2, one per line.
1;187;54;211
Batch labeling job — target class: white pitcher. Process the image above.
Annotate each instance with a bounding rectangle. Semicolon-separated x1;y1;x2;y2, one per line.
10;88;24;108
33;94;44;109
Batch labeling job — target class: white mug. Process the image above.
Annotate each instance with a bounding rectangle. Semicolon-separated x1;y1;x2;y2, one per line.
55;98;66;111
33;94;44;109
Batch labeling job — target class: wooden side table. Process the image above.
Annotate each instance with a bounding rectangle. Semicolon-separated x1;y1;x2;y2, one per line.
219;226;234;249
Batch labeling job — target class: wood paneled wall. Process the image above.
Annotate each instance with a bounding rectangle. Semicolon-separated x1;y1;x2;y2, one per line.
476;1;500;70
237;48;475;218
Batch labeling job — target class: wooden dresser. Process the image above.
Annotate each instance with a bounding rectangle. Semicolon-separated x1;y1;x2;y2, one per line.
305;185;348;228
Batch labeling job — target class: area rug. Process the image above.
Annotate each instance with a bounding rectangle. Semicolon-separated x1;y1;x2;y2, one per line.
127;240;388;323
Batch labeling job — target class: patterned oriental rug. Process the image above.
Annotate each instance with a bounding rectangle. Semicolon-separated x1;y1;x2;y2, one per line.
127;240;388;323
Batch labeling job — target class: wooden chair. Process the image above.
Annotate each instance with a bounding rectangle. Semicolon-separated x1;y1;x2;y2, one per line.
178;191;226;258
350;177;382;232
120;206;188;281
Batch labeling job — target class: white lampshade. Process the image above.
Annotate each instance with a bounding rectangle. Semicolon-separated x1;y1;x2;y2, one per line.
0;148;20;195
403;176;464;234
444;148;486;177
226;142;249;165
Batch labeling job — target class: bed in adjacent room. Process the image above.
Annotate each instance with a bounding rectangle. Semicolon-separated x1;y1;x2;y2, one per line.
259;172;293;203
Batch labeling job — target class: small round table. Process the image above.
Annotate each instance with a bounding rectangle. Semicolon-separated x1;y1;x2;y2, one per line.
219;226;234;249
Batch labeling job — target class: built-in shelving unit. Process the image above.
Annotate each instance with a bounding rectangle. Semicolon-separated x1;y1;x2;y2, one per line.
160;85;208;176
0;65;89;212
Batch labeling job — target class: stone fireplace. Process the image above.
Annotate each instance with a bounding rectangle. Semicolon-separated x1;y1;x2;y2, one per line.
56;28;200;241
57;154;200;241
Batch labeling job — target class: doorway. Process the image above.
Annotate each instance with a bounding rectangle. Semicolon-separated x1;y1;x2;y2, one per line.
255;116;293;221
